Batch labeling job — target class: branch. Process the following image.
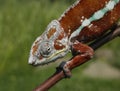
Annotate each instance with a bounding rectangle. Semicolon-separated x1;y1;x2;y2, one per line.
33;26;120;91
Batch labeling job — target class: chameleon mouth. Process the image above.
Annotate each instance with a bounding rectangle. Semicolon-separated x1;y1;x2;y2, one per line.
47;48;68;60
29;47;69;66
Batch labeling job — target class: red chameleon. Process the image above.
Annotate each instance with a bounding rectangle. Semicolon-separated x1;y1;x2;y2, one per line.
28;0;120;73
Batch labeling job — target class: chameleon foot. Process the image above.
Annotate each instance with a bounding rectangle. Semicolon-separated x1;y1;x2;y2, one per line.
56;61;72;78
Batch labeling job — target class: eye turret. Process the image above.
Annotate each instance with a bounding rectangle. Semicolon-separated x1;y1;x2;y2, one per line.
39;41;53;57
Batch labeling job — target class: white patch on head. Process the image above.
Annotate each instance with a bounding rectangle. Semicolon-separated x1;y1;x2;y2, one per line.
58;36;69;46
46;20;64;41
28;55;34;64
28;48;39;65
59;44;63;47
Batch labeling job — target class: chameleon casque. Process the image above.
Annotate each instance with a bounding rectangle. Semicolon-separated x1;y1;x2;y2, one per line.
29;0;120;70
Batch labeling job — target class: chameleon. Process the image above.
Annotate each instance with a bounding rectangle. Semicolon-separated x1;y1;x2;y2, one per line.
28;0;120;68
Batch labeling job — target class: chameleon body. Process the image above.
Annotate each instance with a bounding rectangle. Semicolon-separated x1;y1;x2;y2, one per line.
29;0;120;66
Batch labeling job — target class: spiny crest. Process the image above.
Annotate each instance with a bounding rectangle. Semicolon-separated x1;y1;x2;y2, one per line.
58;0;81;20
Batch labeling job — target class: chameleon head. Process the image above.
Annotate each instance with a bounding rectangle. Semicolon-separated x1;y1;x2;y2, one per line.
28;20;69;66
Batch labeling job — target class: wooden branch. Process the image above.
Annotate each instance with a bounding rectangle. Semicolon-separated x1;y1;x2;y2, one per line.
33;26;120;91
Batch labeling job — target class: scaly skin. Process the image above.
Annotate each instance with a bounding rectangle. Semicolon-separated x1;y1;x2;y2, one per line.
28;0;120;66
59;0;120;42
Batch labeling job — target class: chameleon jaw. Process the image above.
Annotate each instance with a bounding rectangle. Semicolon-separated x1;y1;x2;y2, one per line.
28;47;69;66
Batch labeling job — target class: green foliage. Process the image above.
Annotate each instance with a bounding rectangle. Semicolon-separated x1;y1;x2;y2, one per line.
0;0;120;91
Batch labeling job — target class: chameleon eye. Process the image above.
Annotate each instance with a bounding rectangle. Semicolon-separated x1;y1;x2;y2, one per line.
39;41;53;57
47;47;51;52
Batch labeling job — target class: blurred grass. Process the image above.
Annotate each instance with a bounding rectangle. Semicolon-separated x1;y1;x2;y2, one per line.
0;0;120;91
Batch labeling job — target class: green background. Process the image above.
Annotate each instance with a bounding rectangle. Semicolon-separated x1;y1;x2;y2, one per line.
0;0;120;91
